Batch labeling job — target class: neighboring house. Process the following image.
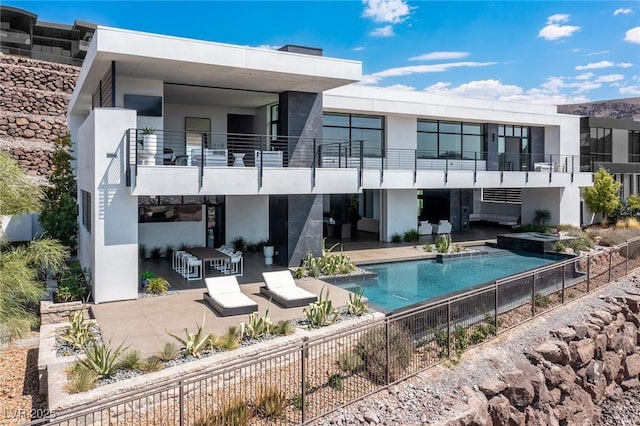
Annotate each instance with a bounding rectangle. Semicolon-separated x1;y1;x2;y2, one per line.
67;26;593;303
0;5;95;66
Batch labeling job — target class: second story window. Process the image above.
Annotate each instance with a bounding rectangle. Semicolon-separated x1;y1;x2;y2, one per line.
629;130;640;163
417;120;483;160
581;127;612;164
323;113;384;157
269;104;279;140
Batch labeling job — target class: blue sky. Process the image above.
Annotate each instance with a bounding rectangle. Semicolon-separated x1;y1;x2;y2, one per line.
8;0;640;105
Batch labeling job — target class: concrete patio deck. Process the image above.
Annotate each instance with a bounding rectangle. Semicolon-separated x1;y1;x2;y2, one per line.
91;279;352;357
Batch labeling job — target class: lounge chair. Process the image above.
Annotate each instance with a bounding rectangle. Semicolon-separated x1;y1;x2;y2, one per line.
203;276;257;316
260;270;317;308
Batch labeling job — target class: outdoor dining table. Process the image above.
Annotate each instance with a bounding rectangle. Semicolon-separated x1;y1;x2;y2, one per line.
187;247;231;264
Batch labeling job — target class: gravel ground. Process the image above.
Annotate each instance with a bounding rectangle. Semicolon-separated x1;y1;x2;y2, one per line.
315;272;640;426
0;336;47;425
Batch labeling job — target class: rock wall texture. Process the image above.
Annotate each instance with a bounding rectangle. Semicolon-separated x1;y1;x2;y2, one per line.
0;53;79;180
447;291;640;425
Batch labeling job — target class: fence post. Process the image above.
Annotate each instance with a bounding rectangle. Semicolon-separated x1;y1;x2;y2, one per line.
301;337;309;423
561;263;566;304
413;149;417;184
258;136;264;189
587;254;591;293
608;249;612;283
179;380;184;426
385;320;390;385
359;140;364;188
494;283;499;334
626;243;629;276
446;302;451;359
531;273;536;317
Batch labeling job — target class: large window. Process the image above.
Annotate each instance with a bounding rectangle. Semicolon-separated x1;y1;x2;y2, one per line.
497;124;530;171
630;130;640;163
138;196;204;223
323;113;384;157
81;190;91;233
417;120;483;160
580;127;612;163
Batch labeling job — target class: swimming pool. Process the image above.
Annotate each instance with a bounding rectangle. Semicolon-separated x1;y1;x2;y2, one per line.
343;252;557;311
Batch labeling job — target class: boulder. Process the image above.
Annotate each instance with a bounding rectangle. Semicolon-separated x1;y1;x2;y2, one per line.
569;339;595;367
591;309;613;325
458;387;489;426
624;353;640;378
621;378;640;391
602;351;623;383
502;370;535;409
535;341;570;365
620;322;638;355
551;327;576;342
544;364;577;388
604;382;623;400
487;394;511;426
594;334;607;358
478;378;506;397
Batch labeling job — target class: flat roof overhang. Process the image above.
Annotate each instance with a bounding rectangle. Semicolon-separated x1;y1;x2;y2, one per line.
70;26;362;115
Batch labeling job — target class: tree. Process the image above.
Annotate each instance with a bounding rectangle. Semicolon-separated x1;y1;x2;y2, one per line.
583;168;622;224
0;152;68;343
39;133;78;250
628;194;640;214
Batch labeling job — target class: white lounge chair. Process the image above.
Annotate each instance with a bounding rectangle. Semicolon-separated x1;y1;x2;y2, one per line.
418;221;433;236
432;220;452;235
204;276;257;316
260;270;317;308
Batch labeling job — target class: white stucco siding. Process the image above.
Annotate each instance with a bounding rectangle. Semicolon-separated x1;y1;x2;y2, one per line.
225;195;269;246
521;187;581;227
89;108;139;303
116;77;164;132
381;189;417;242
386;115;417;150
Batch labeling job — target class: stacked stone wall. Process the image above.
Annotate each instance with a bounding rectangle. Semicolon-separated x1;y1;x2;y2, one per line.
0;53;79;179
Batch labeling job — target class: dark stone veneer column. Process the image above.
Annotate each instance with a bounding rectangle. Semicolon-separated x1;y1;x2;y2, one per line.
271;91;323;267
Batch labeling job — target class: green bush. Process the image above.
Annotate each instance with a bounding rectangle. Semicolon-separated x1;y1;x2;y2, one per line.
452;324;469;355
355;323;413;384
391;234;403;243
66;361;98;393
119;350;143;370
298;241;356;277
534;292;552;308
55;261;89;303
255;387;288;419
81;340;129;378
327;373;344;390
144;277;170;294
232;236;247;252
511;224;550;233
338;351;364;372
403;229;420;242
157;342;179;361
435;234;451;253
149;246;163;259
303;287;338;328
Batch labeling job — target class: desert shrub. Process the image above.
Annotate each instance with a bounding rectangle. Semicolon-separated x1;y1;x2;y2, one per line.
327;373;344;390
119;350;143;370
66;361;98;393
626;217;640;230
139;243;148;259
391;233;403;243
534;293;552;308
149;246;163;259
194;398;252;426
165;245;174;259
355;323;413;384
403;229;420;242
140;355;164;373
511;224;550;233
297;241;356;277
435;234;451;253
338;351;364;372
347;288;368;316
616;219;627;229
452;324;469;355
166;316;210;357
55;261;89;303
255;387;288;419
61;309;95;350
157;342;179;361
232;236;247;252
534;209;551;225
81;340;129;378
271;320;295;336
291;394;307;411
242;308;272;339
214;326;242;350
303;287;338;328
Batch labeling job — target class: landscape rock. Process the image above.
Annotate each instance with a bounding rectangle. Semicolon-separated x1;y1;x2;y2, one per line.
569;339;595;367
502;370;535;408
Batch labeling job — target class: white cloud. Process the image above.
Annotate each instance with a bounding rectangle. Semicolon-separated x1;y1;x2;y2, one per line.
574;61;633;70
595;74;625;83
254;44;279;50
362;0;411;24
625;27;640;44
385;84;416;91
620;85;640;95
353;46;365;51
423;78;589;105
586;50;610;56
539;14;580;40
369;25;395;37
614;8;633;16
409;51;470;61
539;24;581;40
360;61;497;85
573;81;602;93
575;72;595;80
547;14;570;24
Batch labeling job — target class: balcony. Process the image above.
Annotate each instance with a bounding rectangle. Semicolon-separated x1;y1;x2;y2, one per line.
0;29;30;45
125;129;594;195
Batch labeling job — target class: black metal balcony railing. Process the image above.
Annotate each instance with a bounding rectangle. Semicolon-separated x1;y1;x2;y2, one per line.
125;129;595;188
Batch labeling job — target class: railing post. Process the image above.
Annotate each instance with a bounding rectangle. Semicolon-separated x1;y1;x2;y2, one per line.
473;151;477;184
259;136;264;189
445;151;449;184
626;243;629;276
446;301;451;359
413;149;417;184
179;380;184;426
564;156;568;173
380;147;384;184
126;129;131;187
549;154;553;184
301;337;309;423
338;142;342;168
531;273;536;317
494;282;499;334
199;133;205;189
561;263;566;304
587;254;591;292
312;138;316;189
385;321;390;385
359;140;364;188
608;248;612;283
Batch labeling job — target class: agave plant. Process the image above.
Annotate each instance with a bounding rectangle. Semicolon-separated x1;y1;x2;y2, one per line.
241;307;272;340
80;339;129;378
347;287;368;316
62;308;95;350
303;286;338;328
166;315;210;357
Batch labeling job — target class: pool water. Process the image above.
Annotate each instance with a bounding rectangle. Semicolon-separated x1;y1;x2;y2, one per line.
347;252;556;311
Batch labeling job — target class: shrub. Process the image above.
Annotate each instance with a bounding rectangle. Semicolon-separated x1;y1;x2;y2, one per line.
534;210;551;225
166;316;210;358
616;219;627;229
271;320;295;336
194;399;252;426
303;287;338;328
355;323;412;384
347;288;368;316
327;373;344;390
140;355;164;373
140;270;156;281
298;241;356;277
157;342;179;361
81;340;129;378
144;277;170;294
139;244;148;259
291;394;307;411
232;236;247;252
391;233;403;243
55;261;89;303
511;224;550;233
338;351;364;372
150;246;163;259
119;350;142;370
255;387;288;419
534;292;552;308
452;324;469;355
626;217;640;230
164;245;174;259
214;326;242;350
66;362;98;393
403;229;420;242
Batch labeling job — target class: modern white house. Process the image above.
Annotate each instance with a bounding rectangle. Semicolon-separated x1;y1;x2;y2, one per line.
68;26;593;303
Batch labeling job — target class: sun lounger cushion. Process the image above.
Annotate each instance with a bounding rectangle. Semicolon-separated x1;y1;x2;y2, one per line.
261;271;317;308
204;276;257;316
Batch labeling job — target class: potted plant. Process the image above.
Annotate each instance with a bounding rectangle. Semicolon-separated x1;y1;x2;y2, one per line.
262;239;275;265
141;127;157;165
140;270;156;289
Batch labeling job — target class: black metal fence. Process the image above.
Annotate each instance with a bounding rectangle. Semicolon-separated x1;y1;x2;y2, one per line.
25;237;640;425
